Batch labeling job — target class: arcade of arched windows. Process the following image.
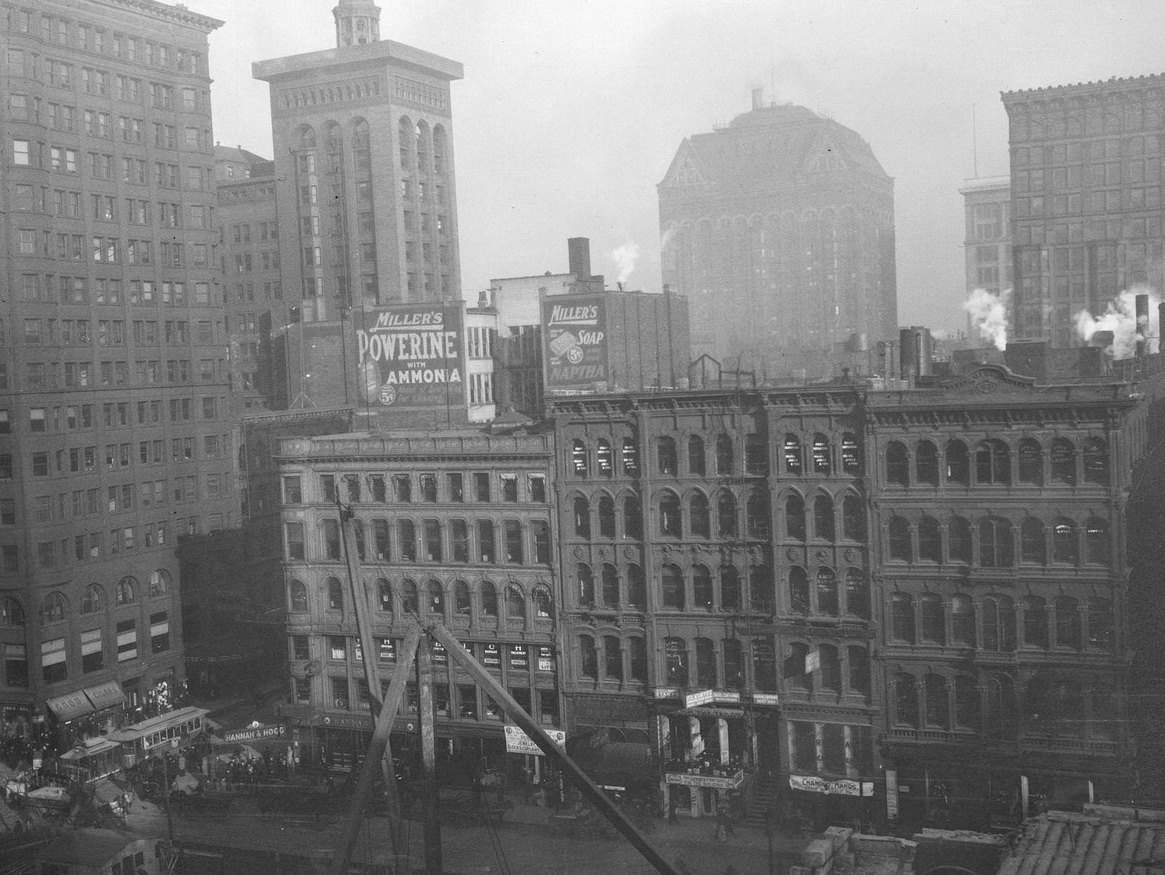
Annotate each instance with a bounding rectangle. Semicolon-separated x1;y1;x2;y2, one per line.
570;559;775;615
651;486;770;542
579;631;779;693
883;511;1113;569
889;667;1119;742
782;640;872;701
786;566;870;620
779;489;866;543
286;573;553;630
566;490;643;541
882;435;1111;490
886;589;1115;653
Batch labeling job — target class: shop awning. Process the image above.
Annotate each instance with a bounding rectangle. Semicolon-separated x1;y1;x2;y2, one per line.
46;691;95;722
83;681;125;712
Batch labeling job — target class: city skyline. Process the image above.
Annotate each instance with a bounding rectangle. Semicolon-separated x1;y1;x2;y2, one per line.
193;0;1165;335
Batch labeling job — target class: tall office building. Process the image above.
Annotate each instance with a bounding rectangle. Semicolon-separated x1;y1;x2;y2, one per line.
1003;74;1165;347
659;89;897;374
0;0;236;745
252;0;463;323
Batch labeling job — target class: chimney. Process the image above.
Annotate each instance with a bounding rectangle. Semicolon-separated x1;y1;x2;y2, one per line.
567;237;591;282
751;87;764;110
1136;293;1150;357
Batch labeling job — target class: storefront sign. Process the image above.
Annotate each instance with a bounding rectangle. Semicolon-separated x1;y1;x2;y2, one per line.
223;724;288;744
788;775;874;797
665;770;745;790
685;690;715;709
885;769;899;820
752;693;780;706
537;647;554;672
319;713;374;731
508;645;528;670
653;687;680;700
483;643;501;668
503;724;565;756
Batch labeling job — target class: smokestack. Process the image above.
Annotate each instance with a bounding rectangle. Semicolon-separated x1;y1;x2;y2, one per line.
567;237;591;282
751;87;764;110
1136;293;1150;357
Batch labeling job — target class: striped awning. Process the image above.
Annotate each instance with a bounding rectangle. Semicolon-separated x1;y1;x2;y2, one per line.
46;690;95;722
83;681;125;712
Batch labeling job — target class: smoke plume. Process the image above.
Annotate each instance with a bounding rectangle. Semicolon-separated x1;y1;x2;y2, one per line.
611;242;640;285
963;288;1010;351
1074;287;1160;359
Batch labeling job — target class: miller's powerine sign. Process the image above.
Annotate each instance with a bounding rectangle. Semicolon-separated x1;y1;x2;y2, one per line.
542;295;608;391
357;303;465;409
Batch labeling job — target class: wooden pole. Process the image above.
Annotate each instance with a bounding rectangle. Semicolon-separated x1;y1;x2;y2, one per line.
417;634;443;875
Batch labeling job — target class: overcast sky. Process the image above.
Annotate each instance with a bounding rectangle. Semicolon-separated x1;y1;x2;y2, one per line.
193;0;1165;332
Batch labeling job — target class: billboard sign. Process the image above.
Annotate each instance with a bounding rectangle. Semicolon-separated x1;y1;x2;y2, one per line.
356;304;465;408
503;724;566;756
542;296;607;390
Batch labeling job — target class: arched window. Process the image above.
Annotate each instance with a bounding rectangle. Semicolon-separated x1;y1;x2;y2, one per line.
721;565;740;611
1050;438;1076;484
297;124;316;149
813;495;835;541
785;494;805;540
949;516;972;563
598;496;615;538
695;637;716;688
918;516;941;562
848;646;870;693
596;439;614;476
601;564;619;607
783;434;802;474
921;593;945;644
784;643;811;690
659;491;681;537
886;441;909;486
844;569;868;619
627;564;645;609
571;439;588;476
664;637;688;686
605;636;624;681
148;569;171;597
979;517;1014;567
481;581;498;617
819;645;841;692
946;440;969;485
402;579;419;613
622;437;639;475
811;434;831;474
578;635;597;678
81;584;106;614
687;435;706;476
1055;596;1081;648
745;433;767;474
327;577;344;611
427;581;444;616
1018;438;1043;484
954;675;980;728
925;674;950;728
891;593;915;642
656;436;677;475
1052;518;1078;564
717;491;737;537
747;488;770;539
693;565;712;609
1087;598;1114;650
1021;518;1045;564
624;494;642;540
116;576;137;606
1022;596;1048;648
750;565;773;613
377;579;393;612
951;594;975;645
506;585;525;621
534;587;553;619
916;441;939;485
985;674;1016;737
41;592;67;623
842;495;865;541
573;496;591;538
895;673;919;727
689;492;710;538
716;434;734;474
289;580;308;612
981;596;1016;652
789;567;809;614
1083;438;1109;485
816;568;838;616
1085;517;1109;564
889;516;912;561
841;432;861;474
454;580;470;615
976;439;1010;484
662;564;684;610
398;519;416;561
577;564;594;607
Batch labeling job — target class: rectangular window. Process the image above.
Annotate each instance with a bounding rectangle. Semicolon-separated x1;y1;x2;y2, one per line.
42;637;67;683
473;472;490;502
116;620;137;662
81;628;103;673
286;522;305;560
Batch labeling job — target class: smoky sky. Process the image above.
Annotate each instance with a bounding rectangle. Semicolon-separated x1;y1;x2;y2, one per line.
196;0;1165;333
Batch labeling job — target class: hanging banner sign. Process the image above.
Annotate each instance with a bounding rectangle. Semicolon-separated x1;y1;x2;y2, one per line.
789;775;874;797
503;724;565;756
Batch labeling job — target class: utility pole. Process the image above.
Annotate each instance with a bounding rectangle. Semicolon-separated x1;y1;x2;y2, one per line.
416;637;442;875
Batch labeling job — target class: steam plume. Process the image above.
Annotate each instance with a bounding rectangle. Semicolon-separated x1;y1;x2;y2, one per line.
963;288;1010;351
1074;287;1160;359
612;242;639;285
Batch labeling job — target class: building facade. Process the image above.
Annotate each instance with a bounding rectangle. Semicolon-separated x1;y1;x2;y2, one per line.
658;89;897;375
960;176;1012;337
1002;74;1165;346
275;428;560;777
0;0;236;750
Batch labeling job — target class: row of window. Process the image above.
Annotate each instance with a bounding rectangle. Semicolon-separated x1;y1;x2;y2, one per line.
12;141;212;193
1;572;171;628
892;670;1118;739
284;471;548;506
285;517;552;567
783;643;871;696
15;274;215;307
2;613;168;688
288;576;553;624
886;514;1111;567
888;592;1115;651
884;437;1110;488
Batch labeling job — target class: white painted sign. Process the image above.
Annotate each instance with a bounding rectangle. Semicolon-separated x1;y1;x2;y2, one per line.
503;724;565;756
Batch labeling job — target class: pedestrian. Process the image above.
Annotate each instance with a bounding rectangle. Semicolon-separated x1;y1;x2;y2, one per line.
668;794;678;824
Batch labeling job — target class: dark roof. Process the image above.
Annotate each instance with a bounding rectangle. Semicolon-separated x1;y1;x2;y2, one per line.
37;828;138;865
999;806;1165;875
